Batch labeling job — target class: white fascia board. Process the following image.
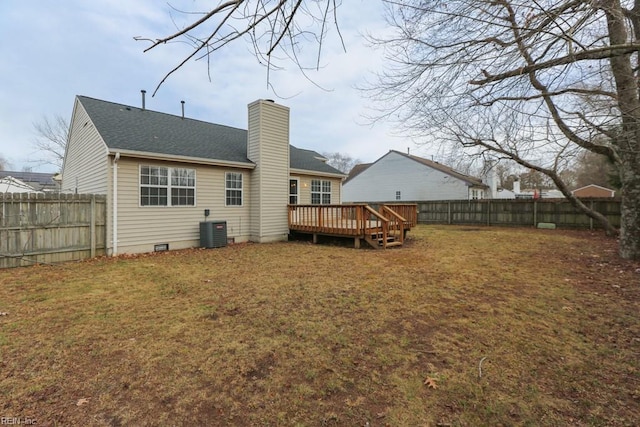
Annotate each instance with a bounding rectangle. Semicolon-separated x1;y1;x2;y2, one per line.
290;168;346;179
108;149;256;169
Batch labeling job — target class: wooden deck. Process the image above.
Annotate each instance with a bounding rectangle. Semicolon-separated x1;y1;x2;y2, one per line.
288;204;418;249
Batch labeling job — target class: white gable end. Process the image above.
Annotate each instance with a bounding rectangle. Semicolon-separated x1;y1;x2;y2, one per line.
343;151;473;202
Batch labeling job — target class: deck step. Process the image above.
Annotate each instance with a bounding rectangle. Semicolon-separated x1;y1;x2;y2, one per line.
376;236;402;247
384;241;403;248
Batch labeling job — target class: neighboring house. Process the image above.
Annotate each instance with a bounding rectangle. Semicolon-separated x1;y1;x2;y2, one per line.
572;184;616;198
62;96;345;255
0;176;40;193
342;150;488;202
501;179;566;200
0;171;60;192
493;187;517;199
541;189;565;199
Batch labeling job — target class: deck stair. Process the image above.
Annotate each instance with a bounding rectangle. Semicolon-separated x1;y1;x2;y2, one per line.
367;231;403;248
288;203;417;249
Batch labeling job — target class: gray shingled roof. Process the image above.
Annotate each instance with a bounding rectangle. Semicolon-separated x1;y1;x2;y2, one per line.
77;96;344;176
289;147;344;175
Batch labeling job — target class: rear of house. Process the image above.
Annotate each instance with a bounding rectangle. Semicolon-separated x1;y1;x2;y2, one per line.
61;96;345;255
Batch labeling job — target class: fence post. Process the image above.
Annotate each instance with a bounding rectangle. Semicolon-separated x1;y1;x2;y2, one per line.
90;195;96;258
487;200;491;226
533;200;537;227
448;201;452;224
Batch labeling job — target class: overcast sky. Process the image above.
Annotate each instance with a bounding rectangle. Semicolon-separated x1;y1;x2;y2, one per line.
0;1;432;173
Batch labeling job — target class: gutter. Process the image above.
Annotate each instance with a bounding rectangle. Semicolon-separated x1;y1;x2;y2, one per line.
289;168;347;180
112;152;120;256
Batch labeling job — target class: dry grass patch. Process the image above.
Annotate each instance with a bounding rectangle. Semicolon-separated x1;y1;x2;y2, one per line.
1;225;639;426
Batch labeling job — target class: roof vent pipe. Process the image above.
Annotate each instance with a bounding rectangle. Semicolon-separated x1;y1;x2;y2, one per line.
141;90;146;110
181;100;185;119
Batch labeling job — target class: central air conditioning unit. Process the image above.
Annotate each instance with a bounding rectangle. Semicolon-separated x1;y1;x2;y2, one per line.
200;221;227;248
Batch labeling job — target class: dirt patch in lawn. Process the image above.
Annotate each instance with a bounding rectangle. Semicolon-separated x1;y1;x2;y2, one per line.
0;225;638;426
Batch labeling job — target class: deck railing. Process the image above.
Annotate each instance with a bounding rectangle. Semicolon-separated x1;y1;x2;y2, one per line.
288;204;382;235
288;203;417;248
379;204;418;227
380;205;406;246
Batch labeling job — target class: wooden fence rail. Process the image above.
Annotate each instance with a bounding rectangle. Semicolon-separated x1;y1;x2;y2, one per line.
0;193;107;268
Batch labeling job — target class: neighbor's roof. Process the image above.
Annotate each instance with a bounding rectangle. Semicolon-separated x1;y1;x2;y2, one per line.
403;151;487;187
0;171;58;190
76;96;344;177
345;150;487;187
572;184;615;193
0;176;39;193
344;163;372;184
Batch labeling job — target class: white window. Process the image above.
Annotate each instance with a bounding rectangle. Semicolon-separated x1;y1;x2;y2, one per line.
171;168;196;206
471;188;484;200
140;166;195;207
289;178;299;205
226;172;243;206
311;179;331;204
396;190;401;201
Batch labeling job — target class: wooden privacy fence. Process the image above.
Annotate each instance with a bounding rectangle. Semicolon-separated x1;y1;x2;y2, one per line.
413;198;621;229
0;193;107;268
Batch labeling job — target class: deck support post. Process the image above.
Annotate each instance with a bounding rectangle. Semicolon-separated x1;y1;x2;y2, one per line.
354;237;361;249
313;233;318;244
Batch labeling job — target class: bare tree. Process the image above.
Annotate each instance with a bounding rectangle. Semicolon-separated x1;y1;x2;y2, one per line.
322;151;361;174
140;1;640;258
32;115;69;170
366;1;640;259
0;155;8;171
136;1;345;96
572;149;620;190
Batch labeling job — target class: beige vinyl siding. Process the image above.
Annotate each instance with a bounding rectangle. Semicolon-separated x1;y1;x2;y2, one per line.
247;100;290;242
61;99;109;194
114;158;250;254
292;174;342;205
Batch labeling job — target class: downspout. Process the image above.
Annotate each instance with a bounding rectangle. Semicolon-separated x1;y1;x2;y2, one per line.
112;152;120;256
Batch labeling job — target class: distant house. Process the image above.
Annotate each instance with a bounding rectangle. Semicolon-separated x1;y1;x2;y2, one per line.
0;171;60;192
499;178;565;200
0;176;40;193
572;184;616;198
342;150;488;202
62;96;345;256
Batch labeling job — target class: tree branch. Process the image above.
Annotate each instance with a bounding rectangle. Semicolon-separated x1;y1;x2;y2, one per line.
470;44;640;86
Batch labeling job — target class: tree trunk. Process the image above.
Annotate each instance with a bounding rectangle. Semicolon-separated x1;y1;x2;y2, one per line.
604;0;640;259
619;157;640;259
